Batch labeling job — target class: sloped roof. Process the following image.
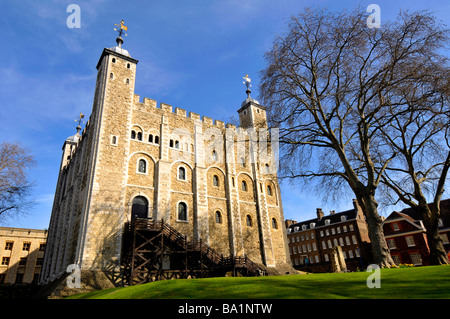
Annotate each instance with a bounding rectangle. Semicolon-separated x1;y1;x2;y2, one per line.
288;208;358;232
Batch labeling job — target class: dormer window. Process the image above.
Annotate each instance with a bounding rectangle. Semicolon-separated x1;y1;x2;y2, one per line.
341;215;347;222
301;225;307;231
324;219;331;225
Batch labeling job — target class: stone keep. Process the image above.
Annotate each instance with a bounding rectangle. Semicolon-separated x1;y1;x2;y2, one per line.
40;37;291;285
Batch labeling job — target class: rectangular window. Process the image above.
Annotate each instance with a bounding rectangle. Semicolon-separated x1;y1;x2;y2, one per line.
387;239;396;249
39;243;46;251
410;252;422;265
392;254;401;265
5;242;13;250
405;236;415;247
1;257;10;266
392;223;400;231
22;242;31;251
441;233;449;244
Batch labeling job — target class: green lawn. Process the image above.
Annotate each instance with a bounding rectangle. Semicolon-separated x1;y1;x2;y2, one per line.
67;265;450;299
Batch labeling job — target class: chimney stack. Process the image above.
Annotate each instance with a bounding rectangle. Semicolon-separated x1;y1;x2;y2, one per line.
330;210;336;215
316;208;324;220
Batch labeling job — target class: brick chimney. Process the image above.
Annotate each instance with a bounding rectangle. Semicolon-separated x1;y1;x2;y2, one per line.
316;208;324;220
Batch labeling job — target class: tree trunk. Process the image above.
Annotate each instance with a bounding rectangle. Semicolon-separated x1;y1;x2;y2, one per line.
358;195;396;268
419;205;449;265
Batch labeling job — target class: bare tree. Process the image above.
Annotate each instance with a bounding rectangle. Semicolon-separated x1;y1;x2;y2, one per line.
259;7;448;267
375;58;450;264
0;142;36;220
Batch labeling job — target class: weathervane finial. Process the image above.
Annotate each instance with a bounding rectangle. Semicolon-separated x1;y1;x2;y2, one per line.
75;112;85;128
113;19;128;47
243;74;252;98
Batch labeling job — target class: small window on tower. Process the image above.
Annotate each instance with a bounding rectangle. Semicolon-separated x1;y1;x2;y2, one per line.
241;180;247;192
127;63;131;69
126;78;130;85
215;211;222;224
138;159;147;173
111;135;118;145
110;73;114;79
178;166;186;180
246;215;253;227
112;58;116;63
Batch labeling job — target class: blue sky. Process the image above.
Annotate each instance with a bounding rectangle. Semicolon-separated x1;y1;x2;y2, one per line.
0;0;449;229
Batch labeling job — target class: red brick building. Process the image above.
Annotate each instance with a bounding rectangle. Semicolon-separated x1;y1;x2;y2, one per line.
383;199;450;266
285;200;372;273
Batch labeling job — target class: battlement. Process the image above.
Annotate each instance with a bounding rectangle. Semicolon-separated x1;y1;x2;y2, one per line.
133;94;235;129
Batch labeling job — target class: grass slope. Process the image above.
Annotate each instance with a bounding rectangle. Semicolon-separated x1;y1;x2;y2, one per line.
68;265;450;299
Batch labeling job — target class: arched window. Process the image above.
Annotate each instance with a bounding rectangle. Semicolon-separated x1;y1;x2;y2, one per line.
112;58;116;63
126;78;130;84
272;218;278;229
148;134;153;143
212;150;218;161
170;139;174;147
154;136;160;144
215;211;222;224
131;196;148;219
138;159;147;173
175;140;180;149
345;236;351;246
246;215;252;227
241;180;247;192
178;202;187;221
127;63;131;69
131;130;136;139
110;73;113;79
137;132;142;141
265;163;270;174
213;175;219;187
178;166;186;180
267;185;273;196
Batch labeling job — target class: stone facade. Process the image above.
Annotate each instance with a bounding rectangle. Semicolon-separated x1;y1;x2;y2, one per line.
0;227;47;284
40;39;290;286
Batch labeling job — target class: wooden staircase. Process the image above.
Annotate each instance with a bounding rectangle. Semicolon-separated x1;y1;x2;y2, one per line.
121;218;266;285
